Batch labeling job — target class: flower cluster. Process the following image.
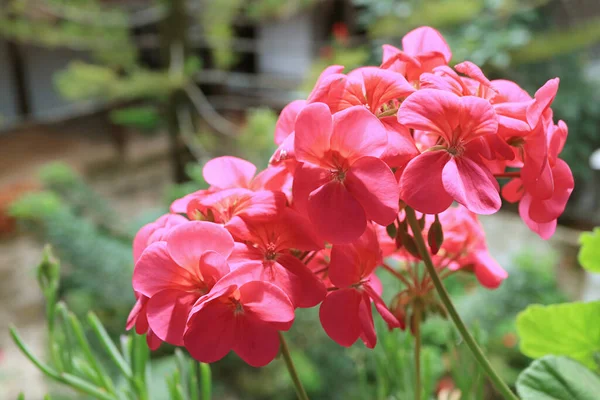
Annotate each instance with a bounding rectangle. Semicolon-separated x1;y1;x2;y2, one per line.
128;26;572;366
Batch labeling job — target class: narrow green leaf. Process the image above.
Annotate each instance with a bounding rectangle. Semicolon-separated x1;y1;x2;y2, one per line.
68;312;115;393
189;359;199;400
199;363;212;400
517;301;600;370
386;223;397;239
87;312;132;378
10;326;61;380
61;372;118;400
517;356;600;400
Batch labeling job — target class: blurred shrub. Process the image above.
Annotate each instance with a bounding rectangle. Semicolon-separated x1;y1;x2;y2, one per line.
238;107;279;168
109;105;163;132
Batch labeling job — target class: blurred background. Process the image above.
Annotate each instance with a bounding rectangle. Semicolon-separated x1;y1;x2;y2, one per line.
1;0;599;398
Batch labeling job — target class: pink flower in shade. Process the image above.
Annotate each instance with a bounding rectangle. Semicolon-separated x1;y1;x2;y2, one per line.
380;26;452;82
434;206;507;288
132;221;235;346
398;89;503;215
184;280;294;367
127;214;188;349
226;208;326;308
292;103;400;244
319;225;400;348
502;121;574;239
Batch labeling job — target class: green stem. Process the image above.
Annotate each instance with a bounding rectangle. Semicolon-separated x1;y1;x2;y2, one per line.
199;362;212;400
404;207;519;400
279;332;309;400
414;304;422;400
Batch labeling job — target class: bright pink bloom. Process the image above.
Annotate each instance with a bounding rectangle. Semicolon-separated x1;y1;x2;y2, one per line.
308;66;415;115
226;208;327;308
398;89;502;214
275;100;306;146
128;213;188;349
186;188;287;229
203;156;290;192
132;221;234;345
292;103;399;244
132;214;188;262
184;280;294;367
319;225;400;348
381;26;452;82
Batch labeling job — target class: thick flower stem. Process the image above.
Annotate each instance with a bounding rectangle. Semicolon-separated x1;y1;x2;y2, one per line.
279;332;309;400
413;304;422;400
404;207;519;400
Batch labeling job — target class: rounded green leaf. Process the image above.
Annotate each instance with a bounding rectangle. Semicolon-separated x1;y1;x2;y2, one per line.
579;228;600;273
517;301;600;370
517;356;600;400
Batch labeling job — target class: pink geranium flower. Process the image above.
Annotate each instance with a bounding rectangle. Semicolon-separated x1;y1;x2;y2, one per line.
319;225;400;348
184;279;294;367
398;89;502;215
132;221;235;345
380;26;452;82
292;103;399;244
226;208;327;308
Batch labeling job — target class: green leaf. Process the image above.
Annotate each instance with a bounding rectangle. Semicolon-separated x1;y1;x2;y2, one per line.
517;356;600;400
579;228;600;273
517;301;600;370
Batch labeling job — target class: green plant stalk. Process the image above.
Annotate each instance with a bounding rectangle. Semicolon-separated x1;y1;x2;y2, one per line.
413;304;422;400
199;362;212;400
404;207;519;400
278;332;309;400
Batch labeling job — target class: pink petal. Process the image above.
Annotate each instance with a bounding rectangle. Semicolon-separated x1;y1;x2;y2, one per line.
166;221;235;270
231;190;287;222
291;163;331;216
311;65;345;90
501;178;524;203
277;208;324;251
146;289;198;346
491;79;532;103
330;106;388;163
133;214;188;262
276;254;327;308
398;89;461;141
203;156;256;189
358;293;377;348
132;242;196;297
147;330;162;350
402;26;452;62
455;61;492;88
294;103;333;165
126;296;146;331
233;316;281;367
251;165;291;192
198;251;231;287
170;190;210;214
308;181;367;244
379;116;419;171
357;67;415;110
364;284;401;329
328;243;362;288
184;295;236;363
240;281;295;329
345;156;399;226
400;151;453;214
275;100;306;145
528;159;573;223
319;289;362;347
442;156;501;215
527;78;559;128
472;251;508;289
519;193;557;239
459;96;498;141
